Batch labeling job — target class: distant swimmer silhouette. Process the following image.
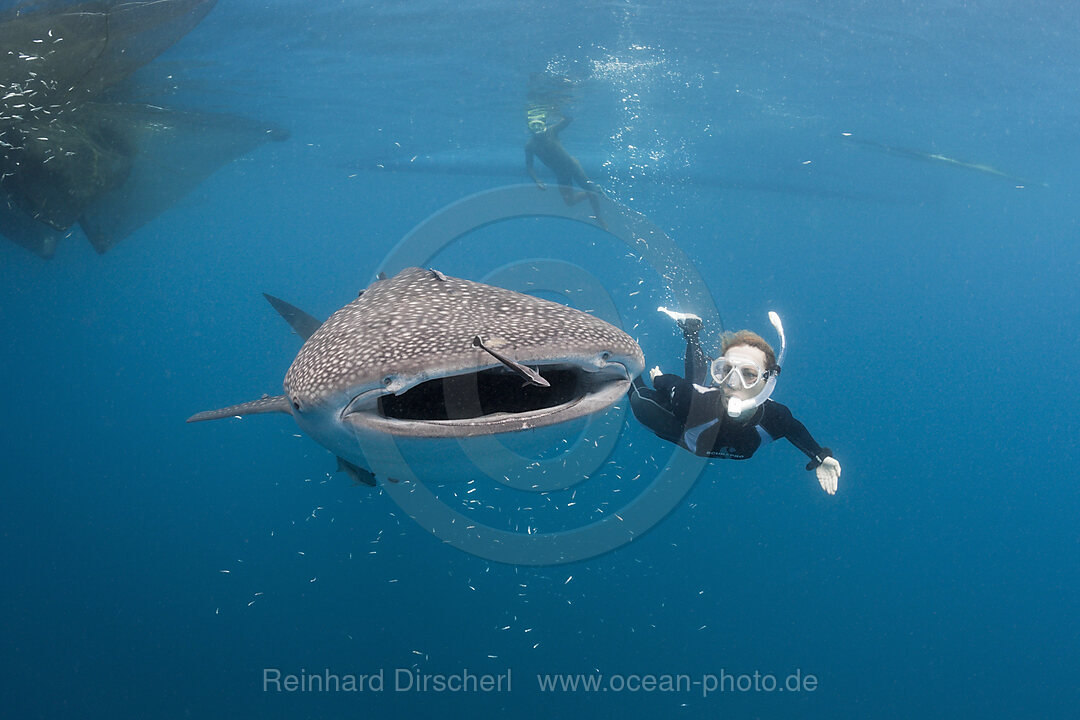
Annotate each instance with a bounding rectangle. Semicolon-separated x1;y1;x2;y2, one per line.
629;308;841;494
524;109;607;229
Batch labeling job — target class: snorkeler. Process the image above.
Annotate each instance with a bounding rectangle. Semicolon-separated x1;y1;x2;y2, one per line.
524;110;607;229
629;308;841;494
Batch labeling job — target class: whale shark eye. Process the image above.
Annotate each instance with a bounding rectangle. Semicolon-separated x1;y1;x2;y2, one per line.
291;395;302;412
382;376;393;386
601;351;611;361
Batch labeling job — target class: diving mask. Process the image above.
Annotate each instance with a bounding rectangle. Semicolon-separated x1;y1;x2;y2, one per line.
527;106;548;133
712;352;768;391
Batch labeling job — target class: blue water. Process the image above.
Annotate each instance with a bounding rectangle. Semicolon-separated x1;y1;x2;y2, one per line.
2;1;1078;718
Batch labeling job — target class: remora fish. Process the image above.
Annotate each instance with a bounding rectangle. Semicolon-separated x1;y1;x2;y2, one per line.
188;267;644;483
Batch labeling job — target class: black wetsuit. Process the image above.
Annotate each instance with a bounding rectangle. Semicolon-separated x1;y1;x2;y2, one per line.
629;329;831;468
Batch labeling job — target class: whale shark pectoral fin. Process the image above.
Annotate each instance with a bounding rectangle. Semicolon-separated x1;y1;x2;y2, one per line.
186;395;292;423
262;293;324;341
336;456;377;486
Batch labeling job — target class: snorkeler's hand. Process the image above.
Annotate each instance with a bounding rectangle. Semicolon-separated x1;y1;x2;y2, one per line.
816;456;841;495
649;365;663;381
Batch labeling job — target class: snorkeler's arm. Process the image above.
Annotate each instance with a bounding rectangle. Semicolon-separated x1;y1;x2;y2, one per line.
761;402;840;494
551;116;572;135
651;373;682;395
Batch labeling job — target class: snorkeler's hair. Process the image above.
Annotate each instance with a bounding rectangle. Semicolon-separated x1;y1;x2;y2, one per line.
720;330;777;371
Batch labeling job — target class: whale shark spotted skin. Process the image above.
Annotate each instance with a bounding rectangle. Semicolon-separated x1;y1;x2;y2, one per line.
188;267;644;484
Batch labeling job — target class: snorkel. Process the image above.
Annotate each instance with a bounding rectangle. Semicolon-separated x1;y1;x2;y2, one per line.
719;311;787;419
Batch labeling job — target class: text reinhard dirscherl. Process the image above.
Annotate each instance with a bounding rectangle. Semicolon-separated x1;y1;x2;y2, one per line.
263;667;512;693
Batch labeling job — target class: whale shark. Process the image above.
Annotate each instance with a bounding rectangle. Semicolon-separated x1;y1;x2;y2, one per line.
841;134;1046;188
0;0;287;258
188;267;645;484
350;144;922;206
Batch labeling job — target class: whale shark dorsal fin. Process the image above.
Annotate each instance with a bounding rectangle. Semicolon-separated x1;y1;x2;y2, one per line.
186;395;292;423
336;456;377;486
262;293;324;341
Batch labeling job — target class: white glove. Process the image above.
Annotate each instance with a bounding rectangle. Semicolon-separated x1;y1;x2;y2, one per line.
816;456;841;495
649;365;663;381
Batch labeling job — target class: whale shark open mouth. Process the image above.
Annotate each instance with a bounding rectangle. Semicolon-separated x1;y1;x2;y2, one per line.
345;362;632;438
